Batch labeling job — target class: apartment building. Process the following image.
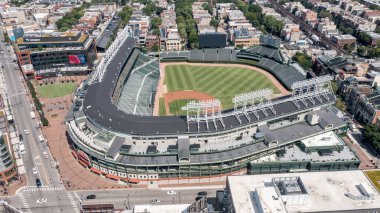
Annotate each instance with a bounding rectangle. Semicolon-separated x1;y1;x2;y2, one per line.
331;35;356;48
337;13;377;32
166;29;182;51
301;9;317;22
317;18;338;35
281;23;301;42
232;28;260;48
367;32;380;47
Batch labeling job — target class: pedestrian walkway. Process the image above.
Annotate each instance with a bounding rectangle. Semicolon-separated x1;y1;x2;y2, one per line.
67;192;79;212
18;193;31;213
22;186;65;192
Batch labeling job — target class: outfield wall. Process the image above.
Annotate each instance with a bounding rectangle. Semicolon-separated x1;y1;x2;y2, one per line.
160;48;305;90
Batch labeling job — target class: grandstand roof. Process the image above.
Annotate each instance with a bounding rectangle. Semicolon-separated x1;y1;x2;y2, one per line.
82;39;334;135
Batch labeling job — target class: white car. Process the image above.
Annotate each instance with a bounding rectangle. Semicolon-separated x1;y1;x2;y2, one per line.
167;190;176;195
32;167;37;174
150;198;160;204
36;198;47;204
43;151;48;159
24;129;29;135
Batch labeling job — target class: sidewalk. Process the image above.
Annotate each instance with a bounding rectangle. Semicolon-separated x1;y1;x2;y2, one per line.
7;174;27;196
41;92;128;191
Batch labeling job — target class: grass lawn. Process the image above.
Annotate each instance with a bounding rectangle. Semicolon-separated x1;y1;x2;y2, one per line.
36;82;77;98
159;97;166;116
164;64;280;110
365;170;380;192
169;99;196;115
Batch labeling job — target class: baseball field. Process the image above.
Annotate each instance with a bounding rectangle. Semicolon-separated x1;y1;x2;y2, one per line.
157;63;287;116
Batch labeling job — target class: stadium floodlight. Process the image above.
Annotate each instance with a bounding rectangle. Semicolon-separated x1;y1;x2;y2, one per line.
290;75;334;109
182;99;224;132
233;89;275;122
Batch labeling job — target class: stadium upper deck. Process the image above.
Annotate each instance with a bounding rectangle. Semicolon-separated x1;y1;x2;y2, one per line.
81;37;334;135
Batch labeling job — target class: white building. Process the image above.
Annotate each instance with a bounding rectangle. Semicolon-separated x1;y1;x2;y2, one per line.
223;170;380;213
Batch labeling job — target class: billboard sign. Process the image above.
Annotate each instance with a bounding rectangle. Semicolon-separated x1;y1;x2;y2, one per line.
68;55;87;64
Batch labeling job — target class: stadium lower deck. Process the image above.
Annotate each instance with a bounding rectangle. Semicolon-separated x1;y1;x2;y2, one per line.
65;38;360;184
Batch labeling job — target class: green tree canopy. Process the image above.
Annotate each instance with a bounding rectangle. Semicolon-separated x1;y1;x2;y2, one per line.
292;52;312;70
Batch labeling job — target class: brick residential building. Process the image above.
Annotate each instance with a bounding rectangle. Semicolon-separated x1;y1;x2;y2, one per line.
331;34;357;48
145;35;160;51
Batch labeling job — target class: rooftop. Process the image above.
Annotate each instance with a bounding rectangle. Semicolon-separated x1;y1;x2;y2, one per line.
227;170;380;213
300;131;344;148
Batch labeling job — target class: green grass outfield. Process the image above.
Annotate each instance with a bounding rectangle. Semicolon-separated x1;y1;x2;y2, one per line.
365;170;380;192
36;82;77;98
169;99;196;115
159;97;166;116
164;64;280;110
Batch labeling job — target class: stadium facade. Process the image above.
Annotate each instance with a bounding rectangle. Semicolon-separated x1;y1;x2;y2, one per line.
66;32;359;184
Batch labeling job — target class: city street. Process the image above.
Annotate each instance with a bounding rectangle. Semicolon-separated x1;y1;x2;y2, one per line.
0;30;78;212
75;187;220;210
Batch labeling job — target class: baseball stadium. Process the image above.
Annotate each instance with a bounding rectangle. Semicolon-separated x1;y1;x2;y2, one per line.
65;29;360;185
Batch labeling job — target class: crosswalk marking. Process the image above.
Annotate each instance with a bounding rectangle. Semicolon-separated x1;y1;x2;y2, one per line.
19;193;32;213
67;192;79;212
23;186;65;192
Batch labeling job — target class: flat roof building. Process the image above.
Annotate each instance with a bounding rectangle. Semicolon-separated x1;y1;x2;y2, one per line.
15;31;96;77
222;170;380;213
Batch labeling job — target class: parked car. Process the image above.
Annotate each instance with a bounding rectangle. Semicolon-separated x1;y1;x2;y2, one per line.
36;198;47;204
150;198;160;204
32;167;37;174
195;196;204;201
167;190;176;195
36;178;41;187
197;191;208;196
19;134;23;141
43;151;48;159
86;195;96;199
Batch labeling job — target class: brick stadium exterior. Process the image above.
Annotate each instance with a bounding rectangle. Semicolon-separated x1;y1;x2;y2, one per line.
65;37;359;185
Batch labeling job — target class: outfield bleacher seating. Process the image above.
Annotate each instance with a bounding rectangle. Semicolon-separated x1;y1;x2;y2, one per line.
237;45;306;89
117;53;160;116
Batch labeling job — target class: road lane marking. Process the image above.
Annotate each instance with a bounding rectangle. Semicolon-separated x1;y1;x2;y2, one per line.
67;192;80;212
19;193;32;213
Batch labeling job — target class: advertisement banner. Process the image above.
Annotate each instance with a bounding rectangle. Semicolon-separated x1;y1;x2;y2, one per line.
68;55;87;64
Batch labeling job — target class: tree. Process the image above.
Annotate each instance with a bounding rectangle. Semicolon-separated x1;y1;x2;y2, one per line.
202;3;213;15
335;97;347;112
263;15;284;36
343;43;355;54
151;45;159;52
249;4;262;13
292;52;312;70
363;125;380;154
152;29;161;36
318;10;332;20
188;30;198;44
210;17;219;29
151;17;162;29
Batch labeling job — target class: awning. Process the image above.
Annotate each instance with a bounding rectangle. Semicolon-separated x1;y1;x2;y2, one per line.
71;150;77;159
78;158;90;166
125;178;140;183
106;174;120;181
90;167;102;175
79;160;88;168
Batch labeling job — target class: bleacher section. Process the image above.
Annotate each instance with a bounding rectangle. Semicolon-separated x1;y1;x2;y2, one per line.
159;46;305;90
246;45;283;62
117;53;160;116
237;46;305;89
160;49;237;62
